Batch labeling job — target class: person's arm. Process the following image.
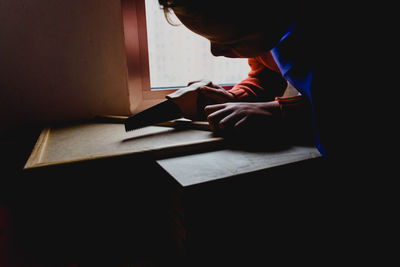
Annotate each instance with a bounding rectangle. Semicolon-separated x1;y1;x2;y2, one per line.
229;57;288;101
195;55;287;106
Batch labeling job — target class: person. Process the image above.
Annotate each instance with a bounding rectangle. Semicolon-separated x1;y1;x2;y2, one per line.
153;2;396;263
157;2;390;262
157;0;359;159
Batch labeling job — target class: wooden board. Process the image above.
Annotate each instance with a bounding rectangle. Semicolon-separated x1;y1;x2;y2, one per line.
157;146;321;187
24;121;223;169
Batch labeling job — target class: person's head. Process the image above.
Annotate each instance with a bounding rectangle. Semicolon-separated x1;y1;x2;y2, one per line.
158;0;301;58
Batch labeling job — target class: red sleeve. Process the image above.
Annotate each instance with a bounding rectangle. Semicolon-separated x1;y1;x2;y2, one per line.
228;55;287;101
274;95;309;118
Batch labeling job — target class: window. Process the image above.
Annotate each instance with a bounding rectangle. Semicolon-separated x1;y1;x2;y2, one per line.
144;0;250;89
121;0;250;114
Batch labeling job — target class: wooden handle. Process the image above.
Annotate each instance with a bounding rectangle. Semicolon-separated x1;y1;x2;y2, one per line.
166;80;210;120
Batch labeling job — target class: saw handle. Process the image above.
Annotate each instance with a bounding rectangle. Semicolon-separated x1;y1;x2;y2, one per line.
166;80;210;121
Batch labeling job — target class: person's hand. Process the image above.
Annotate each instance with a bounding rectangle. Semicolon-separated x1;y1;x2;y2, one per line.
187;80;236;106
204;101;282;137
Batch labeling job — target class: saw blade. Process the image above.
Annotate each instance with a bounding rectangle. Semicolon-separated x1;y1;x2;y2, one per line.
124;99;182;132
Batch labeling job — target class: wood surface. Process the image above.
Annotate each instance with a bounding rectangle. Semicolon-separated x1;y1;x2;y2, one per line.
157;146;321;187
24;119;321;188
24;121;223;169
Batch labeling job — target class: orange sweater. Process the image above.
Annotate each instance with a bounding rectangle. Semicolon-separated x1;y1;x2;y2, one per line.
228;51;286;101
228;51;313;137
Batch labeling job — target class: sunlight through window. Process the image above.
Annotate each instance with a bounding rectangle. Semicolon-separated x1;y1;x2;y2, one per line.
144;0;250;89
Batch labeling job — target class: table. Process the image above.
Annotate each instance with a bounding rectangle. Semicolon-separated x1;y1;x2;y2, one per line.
20;120;323;262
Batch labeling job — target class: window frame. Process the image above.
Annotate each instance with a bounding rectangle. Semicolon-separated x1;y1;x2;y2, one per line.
121;0;176;115
120;0;244;115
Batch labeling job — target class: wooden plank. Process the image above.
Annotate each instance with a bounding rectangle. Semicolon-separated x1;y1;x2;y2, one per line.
24;127;51;169
24;121;223;169
157;146;321;187
96;115;211;131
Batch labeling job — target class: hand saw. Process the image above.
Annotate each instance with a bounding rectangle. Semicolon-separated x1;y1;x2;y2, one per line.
124;81;209;132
